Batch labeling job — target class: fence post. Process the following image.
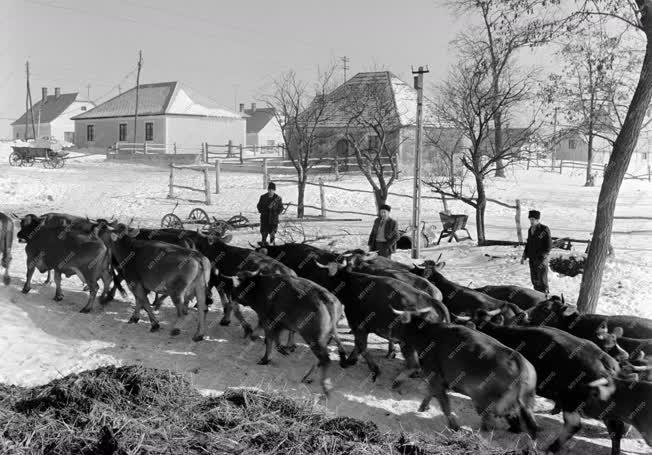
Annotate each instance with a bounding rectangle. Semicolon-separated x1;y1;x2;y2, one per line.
334;157;340;180
515;199;523;243
116;142;120;153
227;140;233;158
441;194;449;213
262;158;269;189
559;160;563;174
648;164;651;182
319;178;326;217
173;142;177;154
215;159;221;194
239;144;244;164
168;164;175;199
203;167;212;205
143;142;148;154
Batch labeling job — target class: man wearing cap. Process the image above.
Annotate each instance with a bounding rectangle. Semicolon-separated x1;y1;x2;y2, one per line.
257;182;284;246
521;209;552;294
368;204;399;258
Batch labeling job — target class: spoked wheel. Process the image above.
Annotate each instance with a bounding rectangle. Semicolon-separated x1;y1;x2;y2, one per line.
204;219;230;237
23;157;35;167
9;152;22;167
53;156;65;169
161;213;183;229
43;158;53;169
227;214;249;229
188;208;209;225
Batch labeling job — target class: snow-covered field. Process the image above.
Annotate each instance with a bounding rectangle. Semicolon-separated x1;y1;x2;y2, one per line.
0;143;650;454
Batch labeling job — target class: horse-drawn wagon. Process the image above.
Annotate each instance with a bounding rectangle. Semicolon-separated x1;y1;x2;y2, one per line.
9;146;68;168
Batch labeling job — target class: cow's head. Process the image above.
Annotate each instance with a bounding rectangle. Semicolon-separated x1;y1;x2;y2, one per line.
17;214;43;243
221;269;260;290
390;306;438;324
413;253;446;279
594;324;629;362
525;294;574;327
105;223;139;242
314;259;347;277
469;308;504;328
586;377;616;402
449;313;478;330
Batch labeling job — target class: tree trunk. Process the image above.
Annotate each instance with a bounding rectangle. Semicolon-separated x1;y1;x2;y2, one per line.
494;110;506;177
577;33;652;314
585;132;594;187
475;175;487;244
297;165;306;218
373;189;387;211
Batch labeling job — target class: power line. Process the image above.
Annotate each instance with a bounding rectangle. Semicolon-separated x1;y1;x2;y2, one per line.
340;56;350;83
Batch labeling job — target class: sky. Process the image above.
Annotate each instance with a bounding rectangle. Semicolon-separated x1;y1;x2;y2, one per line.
0;0;475;137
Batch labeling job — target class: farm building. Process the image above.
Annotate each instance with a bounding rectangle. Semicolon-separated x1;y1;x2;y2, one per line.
305;71;466;175
72;81;246;152
11;88;95;143
239;103;283;148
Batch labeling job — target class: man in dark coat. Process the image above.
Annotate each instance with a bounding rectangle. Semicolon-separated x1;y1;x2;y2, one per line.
368;204;399;258
521;209;552;294
257;182;284;246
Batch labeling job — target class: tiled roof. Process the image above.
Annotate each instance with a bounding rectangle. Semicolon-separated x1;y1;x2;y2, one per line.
244;107;276;133
12;93;80;125
72;81;241;120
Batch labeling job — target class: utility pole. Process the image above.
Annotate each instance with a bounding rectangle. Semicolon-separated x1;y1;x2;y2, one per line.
551;106;558;171
86;84;91;100
340;56;350;84
133;50;143;146
25;61;36;140
411;65;429;260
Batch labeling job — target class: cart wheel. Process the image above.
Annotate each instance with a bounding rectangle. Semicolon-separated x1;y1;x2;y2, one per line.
23;157;35;167
43;158;53;169
188;208;209;225
227;214;249;228
52;156;65;169
9;152;21;167
205;219;230;237
161;213;183;229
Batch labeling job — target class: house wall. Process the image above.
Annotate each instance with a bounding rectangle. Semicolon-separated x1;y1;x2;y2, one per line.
12;123;51;140
166;116;245;149
247;118;283;147
50;100;95;143
74;116;167;149
555;137;589;161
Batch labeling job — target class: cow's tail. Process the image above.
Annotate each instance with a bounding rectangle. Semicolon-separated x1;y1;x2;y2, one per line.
1;216;13;285
194;256;212;312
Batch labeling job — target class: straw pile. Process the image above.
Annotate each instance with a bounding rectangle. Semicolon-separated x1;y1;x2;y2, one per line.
0;365;516;454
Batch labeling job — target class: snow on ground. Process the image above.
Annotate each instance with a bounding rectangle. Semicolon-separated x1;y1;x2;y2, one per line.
0;143;650;454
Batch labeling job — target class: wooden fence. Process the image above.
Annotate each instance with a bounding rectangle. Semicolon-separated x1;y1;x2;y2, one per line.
168;164;213;205
528;157;651;182
115;142;202;154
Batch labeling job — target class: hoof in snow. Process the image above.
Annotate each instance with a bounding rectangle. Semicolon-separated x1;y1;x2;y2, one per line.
21;287;30;294
192;334;204;342
257;358;270;365
79;307;91;314
54;294;63;302
150;323;160;332
128;317;139;324
170;328;181;336
219;318;231;326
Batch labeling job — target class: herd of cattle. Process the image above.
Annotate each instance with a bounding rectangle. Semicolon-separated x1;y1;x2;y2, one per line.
0;211;650;455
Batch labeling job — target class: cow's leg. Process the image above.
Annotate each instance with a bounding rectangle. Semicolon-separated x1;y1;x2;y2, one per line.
218;288;233;326
352;331;380;381
386;339;397;359
328;328;349;367
22;263;37;294
304;341;333;398
258;327;277;365
98;267;112;305
170;293;188;337
284;330;297;352
604;419;627;455
225;296;255;339
53;269;64;301
392;343;421;389
42;270;51;286
191;280;209;342
426;375;460;431
78;272;99;313
152;293;166;311
547;411;581;453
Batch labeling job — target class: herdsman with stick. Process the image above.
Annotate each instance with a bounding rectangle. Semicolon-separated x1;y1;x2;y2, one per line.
521;209;552;295
368;204;399;258
257;182;283;246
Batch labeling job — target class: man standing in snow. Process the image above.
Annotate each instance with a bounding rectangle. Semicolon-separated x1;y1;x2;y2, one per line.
368;204;399;258
257;182;284;246
521;209;552;295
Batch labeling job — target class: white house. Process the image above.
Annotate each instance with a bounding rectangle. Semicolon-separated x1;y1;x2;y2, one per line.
240;103;283;147
72;81;246;151
11;88;95;142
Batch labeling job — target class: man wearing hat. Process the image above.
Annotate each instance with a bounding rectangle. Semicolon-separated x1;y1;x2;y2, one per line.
257;182;284;246
521;209;552;294
368;204;399;258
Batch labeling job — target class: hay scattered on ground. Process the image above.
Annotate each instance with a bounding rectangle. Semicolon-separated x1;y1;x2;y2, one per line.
0;365;510;455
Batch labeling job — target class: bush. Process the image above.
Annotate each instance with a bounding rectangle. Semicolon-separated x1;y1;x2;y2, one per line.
550;254;586;277
0;365;511;455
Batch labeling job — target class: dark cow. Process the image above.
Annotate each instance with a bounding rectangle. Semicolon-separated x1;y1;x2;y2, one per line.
104;224;212;341
412;259;528;324
223;270;348;397
389;308;538;439
604;334;652;382
473;284;547;310
313;259;450;382
18;216;112;313
527;295;652;339
255;243;346;284
0;212;13;285
461;312;620;454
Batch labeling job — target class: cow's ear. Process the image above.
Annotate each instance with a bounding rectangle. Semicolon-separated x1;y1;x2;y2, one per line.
562;305;577;317
611;326;623;338
465;321;476;330
110;233;118;242
493;314;505;325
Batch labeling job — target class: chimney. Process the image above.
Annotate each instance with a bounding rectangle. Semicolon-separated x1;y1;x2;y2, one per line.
251;102;256;112
41;87;48;103
54;87;61;98
239;103;245;113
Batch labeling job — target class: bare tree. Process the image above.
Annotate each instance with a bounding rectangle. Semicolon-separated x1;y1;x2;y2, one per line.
338;76;405;209
447;0;563;177
426;51;537;244
263;67;337;218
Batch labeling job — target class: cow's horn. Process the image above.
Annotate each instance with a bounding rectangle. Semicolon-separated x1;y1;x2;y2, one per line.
486;308;502;317
221;274;234;279
561;293;565;304
313;260;329;269
629;364;652;372
412;263;425;269
587;378;609;387
436;253;443;263
128;217;134;226
249;241;258;248
452;314;471;322
415;307;433;314
390;307;406;315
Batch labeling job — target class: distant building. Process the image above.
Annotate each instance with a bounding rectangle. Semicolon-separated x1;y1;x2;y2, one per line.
239;103;283;147
72;81;245;151
11;88;95;142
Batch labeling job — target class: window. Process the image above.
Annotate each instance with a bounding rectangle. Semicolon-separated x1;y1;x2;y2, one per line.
569;139;577;150
368;135;380;150
145;122;153;141
119;123;127;141
87;124;95;142
81;106;87;111
266;140;275;147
